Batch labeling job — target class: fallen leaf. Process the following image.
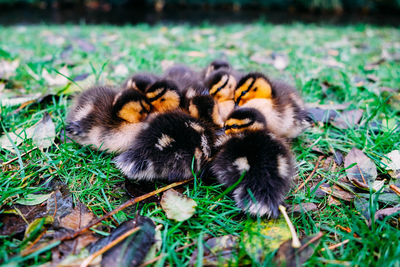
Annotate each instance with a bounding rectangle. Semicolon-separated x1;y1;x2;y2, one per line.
327;195;342;206
24;216;53;239
42;66;70;87
75;38;96;53
113;64;129;77
58;202;98;253
354;197;370;222
190;235;239;266
290;203;318;216
0;125;36;152
0;204;47;236
359;192;400;205
272;53;289;70
320;184;355;201
243;217;292;262
332;109;363;129
274;233;322;267
374;207;400;221
142;227;162;263
0;93;42;107
15;193;52;206
0;59;19;79
160;188;197;222
47;189;74;226
31;112;56;149
344;148;378;186
90;216;156;267
307;108;339;123
305;102;351;110
382;150;400;179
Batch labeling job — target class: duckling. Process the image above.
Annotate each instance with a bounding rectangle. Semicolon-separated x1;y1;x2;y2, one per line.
66;86;151;153
203;59;231;79
211;108;295;218
234;72;310;139
188;94;224;128
114;111;214;182
204;69;239;122
144;79;183;113
122;73;159;93
164;64;206;102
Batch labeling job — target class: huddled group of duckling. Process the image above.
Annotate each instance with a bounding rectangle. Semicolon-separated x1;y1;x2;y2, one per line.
66;60;311;218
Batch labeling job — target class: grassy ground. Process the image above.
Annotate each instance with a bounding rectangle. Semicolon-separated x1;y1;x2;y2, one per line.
1;22;400;266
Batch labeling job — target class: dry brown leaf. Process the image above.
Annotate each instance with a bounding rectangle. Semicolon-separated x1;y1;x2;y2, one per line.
160;189;197;222
382;150;400;179
320;184;355;201
31;112;56;149
332;109;363;129
290;203;318;216
375;207;400;221
344;148;377;185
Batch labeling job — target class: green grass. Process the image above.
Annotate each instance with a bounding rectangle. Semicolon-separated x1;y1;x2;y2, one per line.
1;22;400;266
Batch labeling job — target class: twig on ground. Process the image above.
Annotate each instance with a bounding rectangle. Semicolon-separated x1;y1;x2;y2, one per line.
296;232;323;254
2;147;38;167
320;239;350;251
80;226;141;267
279;205;301;248
294;156;323;194
389;184;400;196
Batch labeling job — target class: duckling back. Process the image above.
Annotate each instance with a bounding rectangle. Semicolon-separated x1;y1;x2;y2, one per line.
114;111;214;182
212;130;294;218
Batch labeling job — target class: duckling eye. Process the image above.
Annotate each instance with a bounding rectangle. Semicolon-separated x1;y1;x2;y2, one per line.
160;98;165;102
253;87;257;92
232;124;239;129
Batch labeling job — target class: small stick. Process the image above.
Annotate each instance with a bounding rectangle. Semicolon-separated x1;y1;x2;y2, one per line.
320;239;349;251
80;226;141;267
2;147;38;167
279;205;301;248
294;156;323;194
296;232;323;254
389;184;400;196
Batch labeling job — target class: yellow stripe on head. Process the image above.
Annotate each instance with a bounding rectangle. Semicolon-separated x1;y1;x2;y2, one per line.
235;77;272;106
118;101;146;123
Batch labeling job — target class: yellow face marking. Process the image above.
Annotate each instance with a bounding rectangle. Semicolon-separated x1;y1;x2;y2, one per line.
118;101;147;123
224;118;251;135
146;88;164;100
150;90;180;113
188;101;199;119
210;75;236;103
235;77;272;106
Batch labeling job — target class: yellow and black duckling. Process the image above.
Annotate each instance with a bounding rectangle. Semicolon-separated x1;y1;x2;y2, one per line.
66;86;151;153
114;111;215;182
211;108;295;218
204;69;239;122
203;59;232;79
234;72;311;139
144;79;183;113
122;73;159;93
188;93;224;128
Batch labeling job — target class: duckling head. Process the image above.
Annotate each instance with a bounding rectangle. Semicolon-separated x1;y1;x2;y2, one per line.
126;74;155;93
207;70;237;103
234;72;273;106
224;108;266;135
112;90;152;123
205;59;231;78
145;80;182;113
